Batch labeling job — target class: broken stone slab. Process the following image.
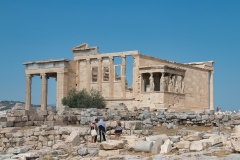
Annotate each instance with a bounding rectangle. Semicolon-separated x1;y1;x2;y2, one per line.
146;134;168;142
175;140;191;149
183;132;203;141
190;141;204;151
160;139;172;154
124;121;141;130
98;149;119;157
78;148;88;156
100;140;124;150
169;136;181;143
235;125;240;133
65;131;80;146
134;140;153;152
230;133;240;152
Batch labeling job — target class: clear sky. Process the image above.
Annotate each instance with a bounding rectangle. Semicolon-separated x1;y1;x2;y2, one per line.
0;0;239;111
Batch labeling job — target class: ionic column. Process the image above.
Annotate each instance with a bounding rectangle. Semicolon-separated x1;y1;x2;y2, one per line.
160;72;165;91
210;71;214;110
121;55;126;98
109;56;114;98
181;76;185;93
86;59;91;92
140;73;144;92
25;74;32;110
41;73;48;111
76;60;80;90
98;58;102;91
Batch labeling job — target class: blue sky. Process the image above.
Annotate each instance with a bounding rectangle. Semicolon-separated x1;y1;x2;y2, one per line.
0;1;239;111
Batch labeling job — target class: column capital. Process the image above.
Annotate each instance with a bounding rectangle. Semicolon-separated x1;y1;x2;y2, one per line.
86;58;90;63
109;56;114;61
26;74;32;78
40;73;46;76
97;57;102;62
121;55;126;58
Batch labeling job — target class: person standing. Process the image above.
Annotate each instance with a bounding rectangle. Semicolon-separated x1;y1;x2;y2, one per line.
115;120;123;140
97;119;106;142
90;120;97;143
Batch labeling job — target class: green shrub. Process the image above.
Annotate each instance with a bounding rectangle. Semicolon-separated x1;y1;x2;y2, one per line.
62;88;106;109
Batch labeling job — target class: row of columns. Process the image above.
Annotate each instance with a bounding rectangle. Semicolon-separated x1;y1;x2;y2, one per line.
141;72;185;93
80;56;126;99
25;74;47;110
25;73;59;111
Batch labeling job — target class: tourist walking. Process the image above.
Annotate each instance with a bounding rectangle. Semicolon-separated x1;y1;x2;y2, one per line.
97;119;106;142
90;120;97;143
115;120;123;140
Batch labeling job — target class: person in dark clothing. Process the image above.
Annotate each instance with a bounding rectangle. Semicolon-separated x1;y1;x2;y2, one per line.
97;119;106;142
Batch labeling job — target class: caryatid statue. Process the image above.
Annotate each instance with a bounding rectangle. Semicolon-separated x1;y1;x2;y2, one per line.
149;73;154;91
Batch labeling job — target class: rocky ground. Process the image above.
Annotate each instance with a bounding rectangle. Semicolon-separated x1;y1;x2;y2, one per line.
0;104;240;160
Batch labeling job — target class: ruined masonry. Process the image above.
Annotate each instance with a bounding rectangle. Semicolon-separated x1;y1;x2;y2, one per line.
23;43;214;111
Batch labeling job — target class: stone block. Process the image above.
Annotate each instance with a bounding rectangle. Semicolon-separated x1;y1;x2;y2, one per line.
7;116;22;122
184;132;203;141
37;110;48;116
12;130;24;138
33;121;44;126
202;115;209;120
235;125;240;133
6;110;25;117
190;141;204;151
98;150;119;157
124;121;141;130
146;134;168;142
0;116;7;122
175;141;191;149
100;140;124;150
134;140;153;152
65;131;80;146
230;133;240;152
29;116;44;121
14;122;25;127
0;121;13;127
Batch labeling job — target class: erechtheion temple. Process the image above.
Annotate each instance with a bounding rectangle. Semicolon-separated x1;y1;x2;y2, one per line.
23;43;214;111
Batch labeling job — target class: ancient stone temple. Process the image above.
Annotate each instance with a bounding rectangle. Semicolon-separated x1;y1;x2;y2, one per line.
23;43;214;111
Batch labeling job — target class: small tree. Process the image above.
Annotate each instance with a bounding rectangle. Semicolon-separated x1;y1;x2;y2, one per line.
62;88;106;109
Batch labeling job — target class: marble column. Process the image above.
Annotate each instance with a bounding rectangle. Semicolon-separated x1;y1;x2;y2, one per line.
140;73;144;92
76;60;80;90
98;58;102;92
181;76;185;93
160;72;165;91
41;73;47;111
121;55;126;98
210;71;214;110
25;74;32;110
109;56;114;98
86;59;91;92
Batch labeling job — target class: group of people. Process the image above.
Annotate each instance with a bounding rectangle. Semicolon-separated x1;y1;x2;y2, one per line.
90;119;122;143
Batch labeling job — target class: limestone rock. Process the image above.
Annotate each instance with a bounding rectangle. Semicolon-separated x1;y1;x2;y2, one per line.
160;139;172;154
230;133;240;152
98;150;119;157
175;141;191;149
190;141;204;151
65;131;80;146
100;140;124;150
78;148;88;156
151;138;164;154
146;134;168;142
134;140;153;152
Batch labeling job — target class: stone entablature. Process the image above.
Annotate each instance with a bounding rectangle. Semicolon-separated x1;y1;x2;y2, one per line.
23;43;215;111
